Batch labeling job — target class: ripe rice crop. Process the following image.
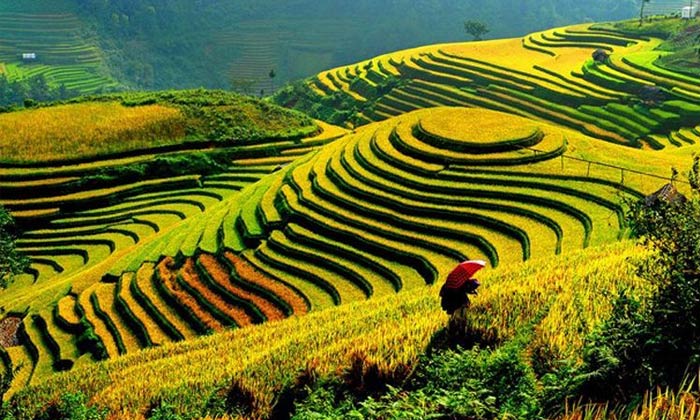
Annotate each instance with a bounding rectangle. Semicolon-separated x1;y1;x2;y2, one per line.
226;252;333;316
181;258;253;327
198;253;286;321
9;242;647;418
156;257;223;332
0;102;187;163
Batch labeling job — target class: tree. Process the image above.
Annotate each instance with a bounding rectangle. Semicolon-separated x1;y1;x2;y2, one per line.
0;205;27;288
464;20;490;41
639;0;650;26
268;68;277;93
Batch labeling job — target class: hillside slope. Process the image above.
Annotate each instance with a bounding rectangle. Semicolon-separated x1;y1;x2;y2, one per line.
74;0;637;90
0;91;342;391
1;101;693;401
7;241;650;419
0;0;639;94
276;21;700;150
0;1;119;96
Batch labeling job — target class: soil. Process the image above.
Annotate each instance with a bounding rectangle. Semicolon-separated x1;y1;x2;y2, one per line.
0;316;22;347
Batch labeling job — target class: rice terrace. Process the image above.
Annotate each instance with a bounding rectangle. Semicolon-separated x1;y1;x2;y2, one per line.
1;1;700;419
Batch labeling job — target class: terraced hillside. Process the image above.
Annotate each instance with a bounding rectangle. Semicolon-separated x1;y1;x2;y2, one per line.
283;22;700;149
0;94;344;392
8;240;650;418
2;104;691;397
0;10;118;94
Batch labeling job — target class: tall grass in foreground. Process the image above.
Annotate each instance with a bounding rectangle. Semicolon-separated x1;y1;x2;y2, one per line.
558;377;700;420
7;241;651;419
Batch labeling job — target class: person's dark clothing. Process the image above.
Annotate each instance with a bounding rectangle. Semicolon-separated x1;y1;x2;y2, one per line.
439;278;479;314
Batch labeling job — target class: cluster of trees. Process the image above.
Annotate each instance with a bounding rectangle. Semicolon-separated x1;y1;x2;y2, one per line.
0;75;80;109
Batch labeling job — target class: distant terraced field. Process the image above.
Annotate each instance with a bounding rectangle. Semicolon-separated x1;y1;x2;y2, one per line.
0;11;118;94
290;22;700;150
2;100;692;397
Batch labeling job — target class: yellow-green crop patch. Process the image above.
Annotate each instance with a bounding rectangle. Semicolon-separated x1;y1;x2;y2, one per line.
8;241;650;418
0;102;187;163
12;106;677;390
4;26;700;414
284;22;700;150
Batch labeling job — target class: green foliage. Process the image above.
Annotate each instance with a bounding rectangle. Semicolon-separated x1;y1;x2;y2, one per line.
75;318;108;362
293;343;540;420
58;152;229;200
273;76;406;126
574;290;650;401
274;81;358;126
146;402;184;420
572;168;700;403
0;206;28;289
606;19;700;76
464;20;490;41
0;74;81;109
29;392;107;420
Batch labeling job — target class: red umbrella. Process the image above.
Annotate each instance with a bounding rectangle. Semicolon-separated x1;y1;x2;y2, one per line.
444;260;486;290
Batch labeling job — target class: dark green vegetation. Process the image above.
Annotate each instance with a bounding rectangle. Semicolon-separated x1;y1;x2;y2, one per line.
0;0;638;97
578;164;700;401
0;206;27;288
0;75;81;109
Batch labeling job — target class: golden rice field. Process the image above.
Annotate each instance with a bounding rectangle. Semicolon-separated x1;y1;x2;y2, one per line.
0;102;187;163
417;107;543;146
2;20;700;418
1;103;696;406
299;22;700;150
9;241;650;419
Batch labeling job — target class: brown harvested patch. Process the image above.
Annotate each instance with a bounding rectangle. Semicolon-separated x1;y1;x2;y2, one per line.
198;254;285;322
181;259;253;327
0;316;23;347
156;257;223;332
224;251;309;315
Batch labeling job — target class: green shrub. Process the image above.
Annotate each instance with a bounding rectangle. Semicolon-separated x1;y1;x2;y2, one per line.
35;392;107;420
75;318;108;361
292;343;540;420
0;205;28;288
147;402;184;420
573;162;700;402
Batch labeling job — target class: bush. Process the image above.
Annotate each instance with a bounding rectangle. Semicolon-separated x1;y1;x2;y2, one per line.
574;164;700;403
35;392;107;420
0;205;28;288
75;318;108;361
292;343;540;420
